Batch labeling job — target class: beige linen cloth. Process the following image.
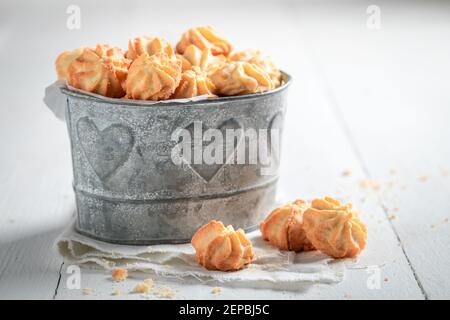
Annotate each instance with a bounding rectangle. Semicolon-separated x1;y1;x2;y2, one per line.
56;222;345;291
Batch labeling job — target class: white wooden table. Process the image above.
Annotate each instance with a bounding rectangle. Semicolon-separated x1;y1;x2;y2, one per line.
0;0;448;299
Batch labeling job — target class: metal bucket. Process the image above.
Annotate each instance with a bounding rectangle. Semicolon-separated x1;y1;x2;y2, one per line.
62;72;291;244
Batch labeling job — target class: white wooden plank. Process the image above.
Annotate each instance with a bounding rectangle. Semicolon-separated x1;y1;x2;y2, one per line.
295;0;450;299
0;135;74;298
0;107;74;298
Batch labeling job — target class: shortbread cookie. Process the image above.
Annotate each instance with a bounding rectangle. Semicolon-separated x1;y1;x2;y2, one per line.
176;26;233;57
230;49;282;88
191;220;254;271
210;61;272;96
178;45;226;74
303;197;367;258
126;36;174;60
260;200;314;252
125;52;182;100
67;44;130;98
55;47;85;80
172;67;216;99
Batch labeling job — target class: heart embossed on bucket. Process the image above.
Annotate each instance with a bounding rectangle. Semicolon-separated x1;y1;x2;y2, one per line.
181;118;243;182
76;117;134;181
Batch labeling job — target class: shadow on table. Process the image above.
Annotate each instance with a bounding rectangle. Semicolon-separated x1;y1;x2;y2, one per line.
0;222;70;299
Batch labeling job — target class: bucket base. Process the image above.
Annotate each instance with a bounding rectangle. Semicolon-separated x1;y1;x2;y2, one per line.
74;181;276;245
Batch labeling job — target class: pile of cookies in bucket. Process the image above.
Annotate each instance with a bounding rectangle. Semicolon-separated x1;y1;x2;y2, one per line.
55;26;282;100
192;197;367;272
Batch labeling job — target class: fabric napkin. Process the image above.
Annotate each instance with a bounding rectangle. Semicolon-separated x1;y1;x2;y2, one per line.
56;222;345;291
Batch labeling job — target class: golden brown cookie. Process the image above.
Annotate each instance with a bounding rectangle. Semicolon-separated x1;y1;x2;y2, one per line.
191;220;254;271
230;50;282;88
303;197;367;258
125;52;182;100
210;61;272;96
176;54;192;72
176;26;233;57
172;67;216;99
179;45;226;74
55;47;85;80
126;36;174;60
67;44;130;98
260;200;314;252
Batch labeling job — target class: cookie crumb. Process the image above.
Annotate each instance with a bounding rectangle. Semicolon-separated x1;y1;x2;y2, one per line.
82;288;94;295
431;218;449;229
111;268;128;281
441;169;449;177
384;277;389;282
113;288;121;296
211;287;222;294
155;286;176;299
388;214;397;221
143;278;154;287
132;279;153;294
132;282;152;294
341;169;352;177
359;179;380;192
418;175;429;182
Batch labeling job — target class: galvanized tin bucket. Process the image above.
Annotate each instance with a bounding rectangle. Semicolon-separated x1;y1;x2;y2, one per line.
62;72;291;244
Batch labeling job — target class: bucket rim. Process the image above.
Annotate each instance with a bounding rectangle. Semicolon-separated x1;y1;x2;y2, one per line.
60;71;292;108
